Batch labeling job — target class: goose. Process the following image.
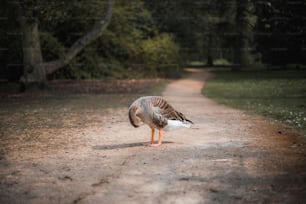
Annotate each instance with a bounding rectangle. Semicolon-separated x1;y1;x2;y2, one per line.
128;96;193;147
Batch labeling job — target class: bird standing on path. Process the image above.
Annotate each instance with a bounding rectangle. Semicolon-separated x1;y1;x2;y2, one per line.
128;96;193;147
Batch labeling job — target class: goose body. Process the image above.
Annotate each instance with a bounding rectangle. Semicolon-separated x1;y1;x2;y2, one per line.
128;96;193;146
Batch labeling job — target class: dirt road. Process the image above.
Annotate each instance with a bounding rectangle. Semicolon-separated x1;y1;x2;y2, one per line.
1;69;306;203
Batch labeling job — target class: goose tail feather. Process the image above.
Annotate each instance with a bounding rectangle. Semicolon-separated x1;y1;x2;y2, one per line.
163;119;192;131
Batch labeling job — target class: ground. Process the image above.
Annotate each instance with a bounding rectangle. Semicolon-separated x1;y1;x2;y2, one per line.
1;69;306;203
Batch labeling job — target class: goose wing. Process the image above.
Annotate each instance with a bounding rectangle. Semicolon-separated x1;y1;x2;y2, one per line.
151;96;193;124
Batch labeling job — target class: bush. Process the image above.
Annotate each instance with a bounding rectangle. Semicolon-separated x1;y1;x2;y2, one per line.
50;50;126;80
140;33;181;78
213;58;231;66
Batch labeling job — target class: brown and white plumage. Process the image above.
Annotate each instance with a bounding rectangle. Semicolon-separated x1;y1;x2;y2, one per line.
128;96;193;146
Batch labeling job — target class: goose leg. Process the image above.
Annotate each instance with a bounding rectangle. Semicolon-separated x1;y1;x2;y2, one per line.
150;128;155;144
157;130;163;145
149;130;163;147
145;128;155;146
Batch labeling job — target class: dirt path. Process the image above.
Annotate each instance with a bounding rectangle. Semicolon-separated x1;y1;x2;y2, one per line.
1;68;306;204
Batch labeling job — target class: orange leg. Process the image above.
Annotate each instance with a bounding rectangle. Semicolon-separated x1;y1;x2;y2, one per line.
144;128;155;146
149;130;163;147
150;128;155;144
158;130;163;145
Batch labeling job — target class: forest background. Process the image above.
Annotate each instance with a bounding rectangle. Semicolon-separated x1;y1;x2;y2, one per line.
1;0;305;86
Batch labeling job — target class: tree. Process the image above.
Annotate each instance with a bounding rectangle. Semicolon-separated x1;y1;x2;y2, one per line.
146;0;256;66
254;0;306;67
145;0;203;62
18;0;113;90
233;0;248;68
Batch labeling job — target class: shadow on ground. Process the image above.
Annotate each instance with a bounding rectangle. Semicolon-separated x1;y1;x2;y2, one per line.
92;141;174;150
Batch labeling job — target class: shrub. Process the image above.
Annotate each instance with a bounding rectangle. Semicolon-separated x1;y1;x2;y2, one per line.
140;33;181;78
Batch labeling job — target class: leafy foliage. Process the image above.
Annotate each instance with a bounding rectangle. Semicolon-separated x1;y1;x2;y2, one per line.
139;34;180;77
1;0;306;81
147;0;257;66
1;0;182;80
48;0;181;79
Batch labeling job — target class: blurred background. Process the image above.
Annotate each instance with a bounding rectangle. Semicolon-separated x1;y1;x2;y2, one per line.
0;0;305;82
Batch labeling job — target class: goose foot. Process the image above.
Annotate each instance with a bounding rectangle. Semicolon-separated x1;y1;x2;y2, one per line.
143;129;163;147
148;143;162;147
143;142;162;147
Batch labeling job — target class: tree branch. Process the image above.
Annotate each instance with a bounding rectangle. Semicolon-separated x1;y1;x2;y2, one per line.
44;0;113;75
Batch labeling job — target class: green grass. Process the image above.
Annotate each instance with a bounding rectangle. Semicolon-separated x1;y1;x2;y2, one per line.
203;69;306;134
188;58;231;66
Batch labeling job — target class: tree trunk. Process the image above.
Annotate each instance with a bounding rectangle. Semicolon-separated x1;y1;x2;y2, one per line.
19;13;46;90
232;0;251;70
19;0;113;90
206;33;213;66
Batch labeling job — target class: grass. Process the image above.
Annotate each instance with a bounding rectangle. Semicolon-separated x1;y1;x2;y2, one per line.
203;69;306;134
187;59;231;67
